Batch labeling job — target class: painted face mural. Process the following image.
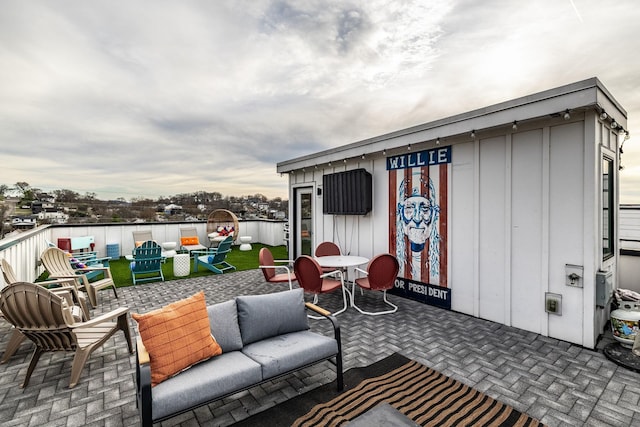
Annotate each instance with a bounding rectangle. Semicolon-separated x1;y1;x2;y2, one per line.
400;194;436;252
396;177;440;280
387;146;451;309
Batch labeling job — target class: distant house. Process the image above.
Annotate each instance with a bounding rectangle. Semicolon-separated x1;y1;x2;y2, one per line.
163;203;183;215
11;216;37;229
30;200;55;214
37;211;69;224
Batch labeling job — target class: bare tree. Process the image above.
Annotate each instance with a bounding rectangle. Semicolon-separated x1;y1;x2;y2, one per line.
0;203;8;238
0;184;9;199
53;189;79;203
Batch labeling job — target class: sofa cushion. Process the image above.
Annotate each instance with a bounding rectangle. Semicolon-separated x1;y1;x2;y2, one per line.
236;289;309;346
207;299;243;352
242;331;338;379
132;291;222;386
151;351;262;421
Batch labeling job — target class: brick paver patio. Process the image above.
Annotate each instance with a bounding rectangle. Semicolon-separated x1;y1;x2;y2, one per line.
1;269;639;426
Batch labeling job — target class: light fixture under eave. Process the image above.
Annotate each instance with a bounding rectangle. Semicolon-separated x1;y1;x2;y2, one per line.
343;158;347;163
470;130;476;139
407;144;411;151
512;121;518;131
436;137;440;145
328;161;332;166
563;109;571;120
382;148;387;155
611;120;618;129
600;110;608;120
625;131;630;140
361;154;365;160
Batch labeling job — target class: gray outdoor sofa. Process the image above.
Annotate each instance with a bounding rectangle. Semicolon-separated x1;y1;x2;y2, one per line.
135;288;343;426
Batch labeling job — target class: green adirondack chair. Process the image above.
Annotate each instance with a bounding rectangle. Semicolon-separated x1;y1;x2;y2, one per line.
193;236;236;274
130;241;165;285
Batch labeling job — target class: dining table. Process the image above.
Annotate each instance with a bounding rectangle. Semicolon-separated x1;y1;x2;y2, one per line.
315;255;369;305
314;255;369;272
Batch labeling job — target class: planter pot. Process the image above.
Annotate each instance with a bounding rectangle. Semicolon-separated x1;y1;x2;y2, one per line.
611;307;640;348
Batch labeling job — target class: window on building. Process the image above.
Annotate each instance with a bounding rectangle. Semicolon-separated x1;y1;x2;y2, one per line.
603;157;614;259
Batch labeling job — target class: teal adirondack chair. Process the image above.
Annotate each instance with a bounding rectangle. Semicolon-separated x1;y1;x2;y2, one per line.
130;241;165;285
193;236;236;274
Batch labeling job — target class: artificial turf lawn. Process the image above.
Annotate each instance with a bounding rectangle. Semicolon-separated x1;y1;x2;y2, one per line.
38;244;290;288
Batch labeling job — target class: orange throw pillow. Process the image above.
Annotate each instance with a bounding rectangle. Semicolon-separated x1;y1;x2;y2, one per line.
132;291;222;386
181;236;199;246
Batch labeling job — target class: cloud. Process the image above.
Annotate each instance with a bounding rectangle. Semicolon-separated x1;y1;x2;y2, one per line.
0;0;639;202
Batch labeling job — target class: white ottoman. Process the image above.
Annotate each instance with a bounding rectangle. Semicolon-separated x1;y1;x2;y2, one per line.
239;236;252;251
173;253;190;277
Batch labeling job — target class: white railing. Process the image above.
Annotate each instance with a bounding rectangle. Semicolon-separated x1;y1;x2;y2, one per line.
0;226;53;287
620;205;640;293
620;205;640;251
0;220;288;288
4;216;639;294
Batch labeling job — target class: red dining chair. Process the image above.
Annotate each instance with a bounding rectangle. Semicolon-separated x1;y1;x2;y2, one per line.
294;255;348;317
315;242;341;257
259;248;297;290
352;254;400;315
315;242;341;273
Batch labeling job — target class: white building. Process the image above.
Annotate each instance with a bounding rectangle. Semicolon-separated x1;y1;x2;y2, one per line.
278;77;627;349
163;203;183;215
37;211;69;224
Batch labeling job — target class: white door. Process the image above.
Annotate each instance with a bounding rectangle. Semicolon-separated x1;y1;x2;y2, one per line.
295;187;313;257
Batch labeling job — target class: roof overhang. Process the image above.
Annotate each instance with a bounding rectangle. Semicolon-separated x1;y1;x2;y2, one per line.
277;77;627;173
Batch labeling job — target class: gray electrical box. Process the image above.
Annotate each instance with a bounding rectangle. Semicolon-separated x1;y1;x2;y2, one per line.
596;270;613;307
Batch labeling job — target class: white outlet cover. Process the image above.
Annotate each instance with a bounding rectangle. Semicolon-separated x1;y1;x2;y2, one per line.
545;292;562;316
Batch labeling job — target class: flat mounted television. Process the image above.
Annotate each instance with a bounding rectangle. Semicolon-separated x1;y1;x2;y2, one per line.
323;168;372;215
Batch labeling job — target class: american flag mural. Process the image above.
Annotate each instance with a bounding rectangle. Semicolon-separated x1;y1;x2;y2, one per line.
387;146;451;308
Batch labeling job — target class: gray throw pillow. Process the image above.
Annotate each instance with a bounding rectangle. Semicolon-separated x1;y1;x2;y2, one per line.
207;299;243;352
236;288;309;346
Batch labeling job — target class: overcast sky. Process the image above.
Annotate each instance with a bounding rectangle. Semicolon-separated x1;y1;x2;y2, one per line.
1;0;639;202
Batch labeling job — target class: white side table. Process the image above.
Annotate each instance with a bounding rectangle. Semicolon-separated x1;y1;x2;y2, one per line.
173;253;190;277
239;236;252;251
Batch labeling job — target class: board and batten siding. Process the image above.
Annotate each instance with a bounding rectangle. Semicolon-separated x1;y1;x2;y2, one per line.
449;118;602;347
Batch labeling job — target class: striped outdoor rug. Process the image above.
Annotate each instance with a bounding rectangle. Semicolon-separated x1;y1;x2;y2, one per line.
293;358;544;427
